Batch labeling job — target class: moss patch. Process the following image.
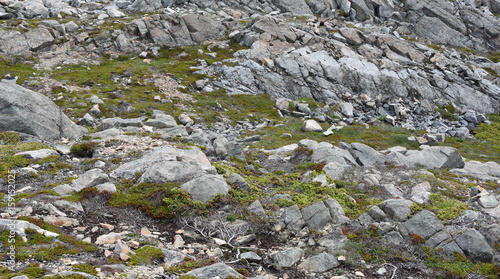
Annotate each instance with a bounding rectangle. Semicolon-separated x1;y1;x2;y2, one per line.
128;245;164;265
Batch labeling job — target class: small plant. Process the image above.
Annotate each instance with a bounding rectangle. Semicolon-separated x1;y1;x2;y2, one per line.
410;233;425;244
70;142;98;158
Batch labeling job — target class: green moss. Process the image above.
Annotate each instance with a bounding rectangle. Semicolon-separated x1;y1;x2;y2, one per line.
486;51;500;63
128;245;164;265
425;248;500;278
72;264;97;276
412;193;468;221
0;132;20;145
25;228;54;245
58;235;98;252
0;56;42;84
0;141;49;177
167;258;214;274
109;181;207;218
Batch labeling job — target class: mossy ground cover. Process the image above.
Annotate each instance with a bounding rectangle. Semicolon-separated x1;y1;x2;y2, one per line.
0;132;49;177
248;119;422;151
108;180;207;218
0;217;98;273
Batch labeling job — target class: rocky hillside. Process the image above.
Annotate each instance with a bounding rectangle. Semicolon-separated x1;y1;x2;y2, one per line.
1;0;500;278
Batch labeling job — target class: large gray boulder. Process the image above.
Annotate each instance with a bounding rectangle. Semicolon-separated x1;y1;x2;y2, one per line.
72;169;110;192
138;161;206;184
185;263;243;278
404;146;465;169
399;210;444;240
0;81;87;140
451;161;500;181
110;146;214;179
181;174;230;203
298;252;339;272
455;228;494;262
128;0;163;12
272;0;313;15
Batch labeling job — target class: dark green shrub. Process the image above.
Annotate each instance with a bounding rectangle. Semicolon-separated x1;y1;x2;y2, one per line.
70;142;97;158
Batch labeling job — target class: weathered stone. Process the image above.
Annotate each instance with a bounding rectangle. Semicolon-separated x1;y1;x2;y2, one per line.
298;252;339;272
181;175;230;203
302;120;323;132
301;201;332;230
229;173;251;192
399;210;444;240
72;169;109;192
405;146;465;169
139;161;205;184
270;247;304;268
378;199;413;222
455;228;493;262
15;149;59;160
185;263;244;278
0;81;87;140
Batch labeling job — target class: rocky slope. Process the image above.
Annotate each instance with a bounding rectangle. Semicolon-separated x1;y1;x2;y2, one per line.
1;0;500;278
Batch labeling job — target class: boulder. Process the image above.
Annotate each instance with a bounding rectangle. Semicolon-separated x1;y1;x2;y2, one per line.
399;210;444;240
451;161;500;181
185;263;243;278
298;252;339;272
181;174;230;203
301;201;332;230
272;0;313;15
270;247;304;268
138;161;206;184
0;219;59;237
302;120;323;132
110;147;214;179
405;146;465;169
71;169;109;193
228;173;252;192
455;228;494;262
15;149;59;161
378;199;413;222
0;81;87;140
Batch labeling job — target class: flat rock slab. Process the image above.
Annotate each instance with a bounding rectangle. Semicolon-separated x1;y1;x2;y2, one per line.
0;219;59;237
185;263;243;279
15;149;59;160
110;146;214;179
298;252;339;272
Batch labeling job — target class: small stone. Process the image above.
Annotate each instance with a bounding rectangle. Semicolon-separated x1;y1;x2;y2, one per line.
377;267;387;275
232;11;242;18
127;240;140;249
213;238;226;245
104;250;112;257
355;271;365;277
100;223;114;231
120;252;130;261
173;235;185;248
61;258;71;265
141;227;151;236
